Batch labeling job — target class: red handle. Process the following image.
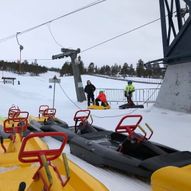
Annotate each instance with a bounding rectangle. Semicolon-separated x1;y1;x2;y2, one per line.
8;108;21;119
43;108;56;118
115;115;143;135
73;110;91;122
18;132;67;163
4;111;29;133
39;105;49;114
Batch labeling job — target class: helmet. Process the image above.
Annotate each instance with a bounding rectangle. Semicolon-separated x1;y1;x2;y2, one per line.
99;89;104;93
128;80;132;84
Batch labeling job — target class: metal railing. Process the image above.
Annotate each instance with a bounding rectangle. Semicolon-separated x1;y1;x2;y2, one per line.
92;74;163;85
95;88;160;104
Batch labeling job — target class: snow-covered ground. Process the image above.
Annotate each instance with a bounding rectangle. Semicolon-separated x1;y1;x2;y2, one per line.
0;71;191;191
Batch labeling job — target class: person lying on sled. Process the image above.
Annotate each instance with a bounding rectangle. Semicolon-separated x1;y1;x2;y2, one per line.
95;90;109;107
124;80;135;106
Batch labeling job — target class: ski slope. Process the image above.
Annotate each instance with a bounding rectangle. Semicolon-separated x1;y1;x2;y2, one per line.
0;71;191;191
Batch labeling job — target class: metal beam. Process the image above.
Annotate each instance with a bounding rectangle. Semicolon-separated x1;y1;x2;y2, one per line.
159;0;191;64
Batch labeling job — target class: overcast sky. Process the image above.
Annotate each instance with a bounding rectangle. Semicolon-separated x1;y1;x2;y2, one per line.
0;0;163;68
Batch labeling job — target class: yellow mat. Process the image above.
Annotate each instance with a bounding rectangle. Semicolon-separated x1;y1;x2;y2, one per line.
88;105;111;110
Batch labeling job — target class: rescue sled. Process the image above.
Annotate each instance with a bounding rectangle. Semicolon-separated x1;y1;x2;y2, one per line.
151;165;191;191
69;114;191;180
0;105;22;129
119;103;144;109
88;104;111;110
29;107;96;141
0;110;31;140
29;105;69;139
0;118;109;191
0;112;33;166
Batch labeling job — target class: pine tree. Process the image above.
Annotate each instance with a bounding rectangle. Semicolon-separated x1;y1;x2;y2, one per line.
120;62;129;78
88;62;95;74
136;59;145;77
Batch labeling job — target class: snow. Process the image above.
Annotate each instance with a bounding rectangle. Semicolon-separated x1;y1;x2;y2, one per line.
0;71;191;191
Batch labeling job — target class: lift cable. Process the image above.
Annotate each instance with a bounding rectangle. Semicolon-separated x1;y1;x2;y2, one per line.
59;83;83;110
46;15;161;56
6;16;159;62
47;24;64;48
1;7;175;62
81;17;161;53
21;12;175;61
1;5;179;62
48;9;179;54
0;0;107;44
16;32;21;47
31;11;174;61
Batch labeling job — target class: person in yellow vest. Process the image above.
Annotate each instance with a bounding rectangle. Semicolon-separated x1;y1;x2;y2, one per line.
124;80;135;106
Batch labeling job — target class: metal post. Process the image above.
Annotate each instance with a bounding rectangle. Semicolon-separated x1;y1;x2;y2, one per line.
49;76;61;109
19;48;22;74
71;54;86;102
53;80;56;108
16;32;23;74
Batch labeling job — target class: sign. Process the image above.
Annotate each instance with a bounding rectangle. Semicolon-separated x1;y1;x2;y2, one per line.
77;82;83;88
4;79;14;84
49;77;61;84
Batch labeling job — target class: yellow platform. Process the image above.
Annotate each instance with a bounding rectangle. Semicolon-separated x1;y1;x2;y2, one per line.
88;105;111;110
0;132;108;191
0;133;48;166
0;156;108;191
151;165;191;191
29;115;47;122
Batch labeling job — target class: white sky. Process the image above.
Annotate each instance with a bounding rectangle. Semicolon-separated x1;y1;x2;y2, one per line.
0;0;163;68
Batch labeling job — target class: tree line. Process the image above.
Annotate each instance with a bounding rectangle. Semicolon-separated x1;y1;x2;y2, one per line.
0;58;166;79
60;58;166;78
0;60;48;75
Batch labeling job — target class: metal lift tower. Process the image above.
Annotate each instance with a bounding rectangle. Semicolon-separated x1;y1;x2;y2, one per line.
52;48;86;102
155;0;191;112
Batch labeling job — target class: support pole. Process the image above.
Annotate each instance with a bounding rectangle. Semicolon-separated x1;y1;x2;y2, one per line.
70;53;86;102
53;80;56;108
16;32;24;74
52;48;86;102
49;75;61;108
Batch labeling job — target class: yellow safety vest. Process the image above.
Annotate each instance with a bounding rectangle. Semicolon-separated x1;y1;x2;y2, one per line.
125;84;135;93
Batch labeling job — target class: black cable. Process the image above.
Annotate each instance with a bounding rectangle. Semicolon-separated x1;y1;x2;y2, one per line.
0;9;165;62
81;9;180;53
0;0;107;44
16;32;21;47
59;83;82;110
17;15;161;61
0;34;16;44
81;17;161;53
47;24;63;48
